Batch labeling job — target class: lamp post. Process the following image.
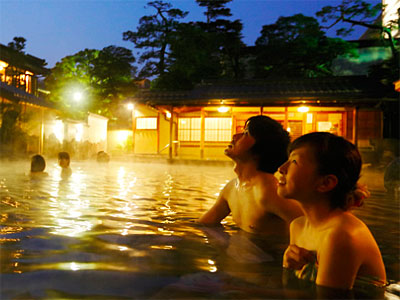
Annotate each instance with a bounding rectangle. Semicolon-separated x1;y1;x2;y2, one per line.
127;103;136;153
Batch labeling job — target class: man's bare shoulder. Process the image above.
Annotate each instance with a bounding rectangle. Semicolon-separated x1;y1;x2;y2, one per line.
292;215;306;228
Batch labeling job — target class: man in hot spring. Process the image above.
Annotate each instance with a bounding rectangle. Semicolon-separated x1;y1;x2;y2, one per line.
199;115;303;239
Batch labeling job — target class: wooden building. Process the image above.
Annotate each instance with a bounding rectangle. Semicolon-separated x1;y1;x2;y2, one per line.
128;76;397;161
0;43;54;155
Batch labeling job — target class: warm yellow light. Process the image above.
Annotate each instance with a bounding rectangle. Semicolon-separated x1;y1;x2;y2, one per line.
0;61;8;71
297;106;309;113
53;120;64;142
287;127;291;132
75;124;83;142
73;91;83;102
127;103;135;110
166;111;171;119
218;106;229;113
116;130;130;145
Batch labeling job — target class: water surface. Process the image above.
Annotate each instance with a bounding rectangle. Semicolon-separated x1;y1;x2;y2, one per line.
0;160;398;299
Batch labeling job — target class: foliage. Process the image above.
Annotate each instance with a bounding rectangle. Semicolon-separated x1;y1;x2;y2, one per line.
316;0;382;37
196;0;245;79
7;37;26;52
0;103;28;157
317;0;399;88
316;0;398;58
123;1;188;78
152;0;245;90
153;22;222;90
45;46;136;119
195;0;232;23
254;14;355;78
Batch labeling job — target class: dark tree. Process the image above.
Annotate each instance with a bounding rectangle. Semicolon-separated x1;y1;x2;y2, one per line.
316;0;398;58
196;0;232;24
195;0;245;79
123;1;188;78
153;22;222;90
45;46;136;119
7;37;26;52
254;14;354;78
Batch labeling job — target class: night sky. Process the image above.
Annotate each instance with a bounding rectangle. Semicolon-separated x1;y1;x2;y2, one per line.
0;0;380;68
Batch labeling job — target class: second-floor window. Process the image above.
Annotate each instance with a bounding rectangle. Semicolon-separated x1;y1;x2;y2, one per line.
0;60;33;94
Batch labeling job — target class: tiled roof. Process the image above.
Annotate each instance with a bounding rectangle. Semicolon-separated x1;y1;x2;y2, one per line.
0;44;49;75
133;76;396;107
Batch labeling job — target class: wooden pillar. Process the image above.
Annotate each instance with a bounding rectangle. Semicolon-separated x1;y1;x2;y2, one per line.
200;108;205;159
284;107;289;132
157;112;160;153
169;106;174;160
302;111;307;135
353;107;358;146
39;108;44;154
131;108;136;153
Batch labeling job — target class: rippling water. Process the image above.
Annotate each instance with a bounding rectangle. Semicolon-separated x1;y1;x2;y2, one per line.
0;159;399;299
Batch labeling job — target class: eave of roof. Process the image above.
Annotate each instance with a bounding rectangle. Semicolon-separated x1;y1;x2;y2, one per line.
131;76;397;107
0;81;55;109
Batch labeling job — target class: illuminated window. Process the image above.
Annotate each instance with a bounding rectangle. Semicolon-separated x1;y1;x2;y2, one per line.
205;118;232;142
136;117;157;130
178;118;201;141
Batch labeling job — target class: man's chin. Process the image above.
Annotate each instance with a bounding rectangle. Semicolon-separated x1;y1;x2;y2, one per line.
224;148;233;158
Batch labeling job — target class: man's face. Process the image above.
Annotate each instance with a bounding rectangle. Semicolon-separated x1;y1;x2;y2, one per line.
224;127;256;159
59;158;70;168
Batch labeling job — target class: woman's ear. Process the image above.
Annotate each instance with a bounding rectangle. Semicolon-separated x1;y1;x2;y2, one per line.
317;174;338;193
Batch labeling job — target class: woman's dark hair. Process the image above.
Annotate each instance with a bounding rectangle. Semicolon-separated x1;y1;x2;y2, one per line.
289;132;361;210
31;154;46;172
246;115;290;173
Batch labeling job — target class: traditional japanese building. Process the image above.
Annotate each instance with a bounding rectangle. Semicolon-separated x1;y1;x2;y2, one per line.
126;76;397;162
0;43;53;156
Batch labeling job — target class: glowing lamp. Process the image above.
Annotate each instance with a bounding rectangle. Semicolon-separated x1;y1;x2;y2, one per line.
166;111;171;119
127;103;135;110
297;106;309;113
73;91;83;102
218;106;229;113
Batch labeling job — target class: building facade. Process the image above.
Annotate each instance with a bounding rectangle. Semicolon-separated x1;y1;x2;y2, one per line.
0;43;54;156
125;76;397;162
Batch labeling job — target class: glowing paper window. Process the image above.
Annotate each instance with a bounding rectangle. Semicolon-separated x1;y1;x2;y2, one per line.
136;117;157;130
178;118;201;141
205;118;232;142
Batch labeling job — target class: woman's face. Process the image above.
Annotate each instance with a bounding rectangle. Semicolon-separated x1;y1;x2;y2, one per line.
277;145;321;201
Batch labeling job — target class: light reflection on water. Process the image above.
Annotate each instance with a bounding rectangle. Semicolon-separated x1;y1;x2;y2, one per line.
0;159;398;299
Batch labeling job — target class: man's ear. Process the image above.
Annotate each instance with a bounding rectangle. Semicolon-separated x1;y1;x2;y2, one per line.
317;174;338;193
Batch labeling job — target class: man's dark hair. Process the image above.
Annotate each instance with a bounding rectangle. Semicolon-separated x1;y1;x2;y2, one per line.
58;152;70;161
246;115;290;173
31;154;46;172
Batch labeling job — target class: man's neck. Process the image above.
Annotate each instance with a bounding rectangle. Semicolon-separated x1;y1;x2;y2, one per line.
233;159;259;182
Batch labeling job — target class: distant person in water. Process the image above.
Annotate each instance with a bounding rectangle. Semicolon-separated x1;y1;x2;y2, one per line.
97;151;110;163
30;154;48;177
58;151;72;178
278;132;386;290
199;115;303;235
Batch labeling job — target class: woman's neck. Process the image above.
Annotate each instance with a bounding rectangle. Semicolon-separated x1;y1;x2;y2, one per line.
301;196;343;228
